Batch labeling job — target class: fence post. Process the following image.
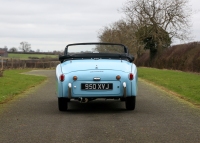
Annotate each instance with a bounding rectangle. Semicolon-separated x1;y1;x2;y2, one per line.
18;59;20;68
35;61;37;68
1;57;3;70
24;61;26;69
11;58;13;69
6;59;8;69
0;57;3;77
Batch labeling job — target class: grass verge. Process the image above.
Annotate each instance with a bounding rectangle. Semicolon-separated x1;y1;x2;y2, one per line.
138;67;200;106
0;69;46;103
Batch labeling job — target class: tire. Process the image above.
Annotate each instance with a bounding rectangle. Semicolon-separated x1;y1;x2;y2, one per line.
58;98;69;111
125;96;136;110
120;97;126;101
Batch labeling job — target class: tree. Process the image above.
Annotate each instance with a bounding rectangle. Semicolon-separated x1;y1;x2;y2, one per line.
122;0;191;59
36;49;40;52
29;50;35;53
3;46;8;51
135;25;171;59
19;42;31;52
53;50;63;55
98;19;145;58
9;47;18;52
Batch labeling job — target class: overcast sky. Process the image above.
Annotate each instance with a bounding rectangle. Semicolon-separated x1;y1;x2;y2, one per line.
0;0;199;52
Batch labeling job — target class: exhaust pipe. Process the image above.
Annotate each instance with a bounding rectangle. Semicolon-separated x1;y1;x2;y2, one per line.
78;98;88;103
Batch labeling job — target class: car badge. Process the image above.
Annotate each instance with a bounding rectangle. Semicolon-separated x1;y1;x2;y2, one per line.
96;65;98;69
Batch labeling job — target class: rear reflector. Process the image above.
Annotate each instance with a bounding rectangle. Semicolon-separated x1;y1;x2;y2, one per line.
59;74;65;82
116;75;121;80
129;73;134;80
73;76;78;81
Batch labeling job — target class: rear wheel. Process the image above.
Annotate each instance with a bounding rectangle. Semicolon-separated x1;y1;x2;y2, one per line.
58;98;69;111
125;96;136;110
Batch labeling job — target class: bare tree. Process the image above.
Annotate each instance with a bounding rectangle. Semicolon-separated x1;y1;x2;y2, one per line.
19;42;31;52
3;46;8;50
122;0;192;58
53;50;63;55
36;49;40;53
98;19;145;58
9;47;18;52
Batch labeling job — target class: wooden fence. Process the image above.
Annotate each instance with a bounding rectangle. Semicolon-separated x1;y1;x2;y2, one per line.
0;57;60;70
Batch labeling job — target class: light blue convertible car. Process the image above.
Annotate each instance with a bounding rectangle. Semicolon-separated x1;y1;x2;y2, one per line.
56;43;138;111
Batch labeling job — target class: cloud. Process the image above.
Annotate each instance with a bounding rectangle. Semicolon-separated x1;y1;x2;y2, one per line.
0;0;200;51
0;0;125;51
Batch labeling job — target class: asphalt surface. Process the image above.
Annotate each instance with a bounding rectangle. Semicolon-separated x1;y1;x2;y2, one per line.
0;70;200;143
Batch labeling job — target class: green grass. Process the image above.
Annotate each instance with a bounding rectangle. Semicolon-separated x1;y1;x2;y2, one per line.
0;69;46;103
8;53;58;59
138;67;200;105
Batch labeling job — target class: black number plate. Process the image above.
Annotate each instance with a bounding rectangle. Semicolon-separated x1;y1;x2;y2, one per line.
81;83;113;90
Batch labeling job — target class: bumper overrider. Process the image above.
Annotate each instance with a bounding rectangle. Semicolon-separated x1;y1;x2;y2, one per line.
68;83;72;99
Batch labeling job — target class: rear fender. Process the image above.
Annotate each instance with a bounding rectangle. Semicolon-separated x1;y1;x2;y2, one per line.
57;63;77;98
131;64;138;96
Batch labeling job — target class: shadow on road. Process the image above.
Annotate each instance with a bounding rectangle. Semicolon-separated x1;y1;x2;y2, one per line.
66;100;127;114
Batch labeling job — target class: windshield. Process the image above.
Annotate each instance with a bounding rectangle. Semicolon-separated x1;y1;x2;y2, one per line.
67;44;125;54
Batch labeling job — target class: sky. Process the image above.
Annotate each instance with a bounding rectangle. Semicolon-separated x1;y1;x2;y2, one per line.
0;0;200;52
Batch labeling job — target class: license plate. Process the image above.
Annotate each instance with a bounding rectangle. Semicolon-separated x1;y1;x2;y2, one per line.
81;83;113;90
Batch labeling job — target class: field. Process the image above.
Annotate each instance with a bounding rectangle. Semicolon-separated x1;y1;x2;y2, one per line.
0;69;46;103
138;67;200;105
8;53;58;59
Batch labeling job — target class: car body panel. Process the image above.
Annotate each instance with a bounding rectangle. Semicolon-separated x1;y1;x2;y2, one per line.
60;59;132;74
56;59;138;98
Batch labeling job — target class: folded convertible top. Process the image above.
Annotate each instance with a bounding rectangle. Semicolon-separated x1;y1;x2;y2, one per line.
59;53;134;63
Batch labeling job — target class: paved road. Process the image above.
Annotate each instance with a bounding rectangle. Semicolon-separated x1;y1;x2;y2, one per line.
0;70;200;143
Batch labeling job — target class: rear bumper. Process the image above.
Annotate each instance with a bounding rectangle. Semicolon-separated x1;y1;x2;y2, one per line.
67;81;127;99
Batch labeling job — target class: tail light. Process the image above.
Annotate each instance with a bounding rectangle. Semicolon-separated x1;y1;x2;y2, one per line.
59;74;65;82
128;73;134;80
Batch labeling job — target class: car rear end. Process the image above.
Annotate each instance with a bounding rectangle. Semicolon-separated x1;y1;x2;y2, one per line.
56;59;137;111
62;70;129;98
56;42;138;111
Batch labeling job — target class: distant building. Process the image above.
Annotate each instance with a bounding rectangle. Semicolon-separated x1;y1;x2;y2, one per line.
0;48;8;57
